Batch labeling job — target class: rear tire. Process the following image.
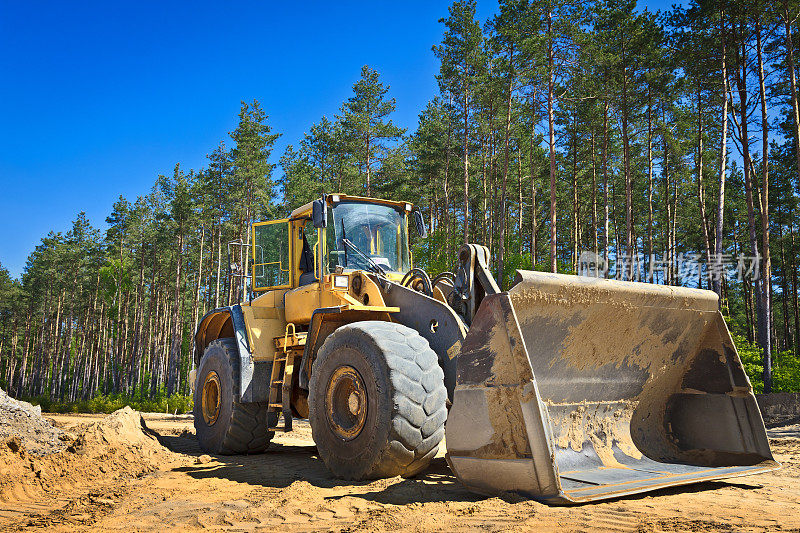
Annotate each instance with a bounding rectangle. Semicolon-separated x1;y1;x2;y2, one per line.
193;338;274;454
308;321;447;479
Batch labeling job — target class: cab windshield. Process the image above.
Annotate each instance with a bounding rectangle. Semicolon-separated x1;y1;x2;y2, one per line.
326;201;409;273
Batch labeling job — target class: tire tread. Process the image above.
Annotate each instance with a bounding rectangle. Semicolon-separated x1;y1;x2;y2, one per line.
310;321;447;479
198;338;273;455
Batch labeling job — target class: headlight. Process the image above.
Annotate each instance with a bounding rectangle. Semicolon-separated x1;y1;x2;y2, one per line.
333;275;349;289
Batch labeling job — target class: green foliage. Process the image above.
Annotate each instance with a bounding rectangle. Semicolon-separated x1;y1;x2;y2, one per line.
734;335;800;394
341;66;406;194
434;0;484;99
25;392;193;415
99;257;134;313
230;100;282;221
735;334;766;393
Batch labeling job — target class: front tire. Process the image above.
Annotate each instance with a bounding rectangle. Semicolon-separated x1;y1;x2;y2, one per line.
193;338;274;454
308;321;447;479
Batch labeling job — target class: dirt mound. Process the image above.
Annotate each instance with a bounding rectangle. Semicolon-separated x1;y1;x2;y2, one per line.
0;406;179;509
75;406;165;455
0;388;67;456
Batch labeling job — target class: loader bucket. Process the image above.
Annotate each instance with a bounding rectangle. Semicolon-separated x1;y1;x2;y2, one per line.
445;271;778;504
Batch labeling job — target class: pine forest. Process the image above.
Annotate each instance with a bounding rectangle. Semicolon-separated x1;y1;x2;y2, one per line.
2;0;800;409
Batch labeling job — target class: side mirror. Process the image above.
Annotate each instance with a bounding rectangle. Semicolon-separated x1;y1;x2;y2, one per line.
414;210;428;239
312;199;327;228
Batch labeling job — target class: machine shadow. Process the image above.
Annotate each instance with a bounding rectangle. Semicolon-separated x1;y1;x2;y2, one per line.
614;480;761;501
159;432;480;504
157;432;756;507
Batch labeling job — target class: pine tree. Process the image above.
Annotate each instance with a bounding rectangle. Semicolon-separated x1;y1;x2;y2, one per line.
339;66;405;197
434;0;484;243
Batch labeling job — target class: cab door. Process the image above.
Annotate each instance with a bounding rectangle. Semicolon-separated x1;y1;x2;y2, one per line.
252;219;293;291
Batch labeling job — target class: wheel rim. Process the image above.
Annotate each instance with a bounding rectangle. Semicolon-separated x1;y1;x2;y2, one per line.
325;365;367;440
201;371;222;426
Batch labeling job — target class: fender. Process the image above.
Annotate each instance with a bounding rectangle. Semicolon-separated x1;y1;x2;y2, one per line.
376;278;467;400
297;306;394;390
296;279;467;401
193;305;269;403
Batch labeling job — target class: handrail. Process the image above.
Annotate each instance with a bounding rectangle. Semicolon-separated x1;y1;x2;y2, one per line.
282;323;297;353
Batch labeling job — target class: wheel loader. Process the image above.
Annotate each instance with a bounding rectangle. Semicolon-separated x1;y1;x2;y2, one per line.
190;193;778;503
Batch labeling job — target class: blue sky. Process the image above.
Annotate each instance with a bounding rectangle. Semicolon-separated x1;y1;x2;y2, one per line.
0;0;678;279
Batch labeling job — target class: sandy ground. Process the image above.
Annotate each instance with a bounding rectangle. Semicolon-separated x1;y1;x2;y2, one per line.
2;413;799;532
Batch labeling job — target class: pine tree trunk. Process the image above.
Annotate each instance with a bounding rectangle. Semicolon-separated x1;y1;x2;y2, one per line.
736;29;771;392
132;244;146;395
366;135;372;197
530;117;537;265
603;101;610;271
50;291;64;397
714;15;729;297
463;81;470;244
480;133;488;243
779;213;790;349
591;129;598;258
149;286;161;397
548;10;557;274
622;40;633;280
612;179;622;278
783;1;800;187
444;94;452;264
215;223;222;308
145;249;157;396
191;228;205;365
572;112;579;273
663;109;672;285
696;85;712;288
518;143;524;255
757;15;773;388
167;227;184;396
671;166;678;285
528;115;537;268
647;86;654;272
791;217;800;354
16;317;30;394
498;75;514;290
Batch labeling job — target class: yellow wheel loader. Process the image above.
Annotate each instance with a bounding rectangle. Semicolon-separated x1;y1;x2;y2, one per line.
190;194;778;503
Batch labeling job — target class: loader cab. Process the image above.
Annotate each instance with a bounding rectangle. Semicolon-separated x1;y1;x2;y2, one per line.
249;194;414;325
251;195;413;292
324;197;411;276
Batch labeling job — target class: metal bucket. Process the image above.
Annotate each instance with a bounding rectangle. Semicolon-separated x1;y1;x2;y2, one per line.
445;271;778;503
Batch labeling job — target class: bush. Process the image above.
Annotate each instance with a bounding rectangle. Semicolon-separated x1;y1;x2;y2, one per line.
733;334;800;394
24;392;193;415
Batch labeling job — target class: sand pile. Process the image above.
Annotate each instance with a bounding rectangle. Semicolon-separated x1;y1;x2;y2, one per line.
0;388;67;456
74;406;165;455
0;405;178;505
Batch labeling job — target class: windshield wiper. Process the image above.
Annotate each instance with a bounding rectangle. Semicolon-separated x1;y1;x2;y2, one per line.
341;238;387;276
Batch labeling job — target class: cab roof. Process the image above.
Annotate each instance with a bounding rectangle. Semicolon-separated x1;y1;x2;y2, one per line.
289;194;413;219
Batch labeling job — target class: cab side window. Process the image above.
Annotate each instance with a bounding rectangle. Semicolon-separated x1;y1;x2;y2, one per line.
298;219;318;285
253;221;291;289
